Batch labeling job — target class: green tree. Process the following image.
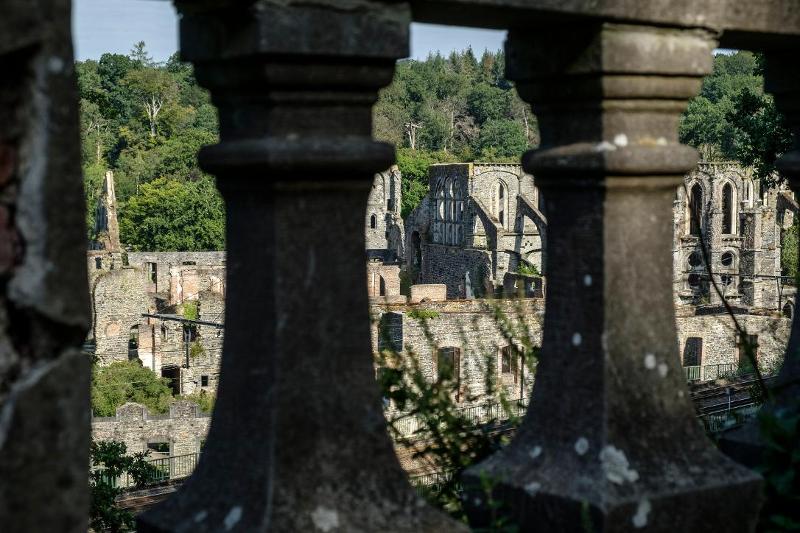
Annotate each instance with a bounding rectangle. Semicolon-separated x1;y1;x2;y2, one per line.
90;440;159;532
726;88;792;184
474;119;528;160
123;66;179;138
782;220;799;281
119;177;225;251
91;361;174;416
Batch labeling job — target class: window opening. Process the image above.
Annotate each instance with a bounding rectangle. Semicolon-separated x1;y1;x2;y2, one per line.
683;337;703;366
689;184;702;236
722;182;734;234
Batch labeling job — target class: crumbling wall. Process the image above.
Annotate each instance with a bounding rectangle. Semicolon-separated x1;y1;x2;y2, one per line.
675;312;790;372
91;400;211;456
371;299;545;404
91;267;149;365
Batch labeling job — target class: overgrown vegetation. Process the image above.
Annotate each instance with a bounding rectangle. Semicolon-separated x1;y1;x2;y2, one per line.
90;440;158;532
178;390;216;413
377;302;538;523
516;262;540;278
91;361;173;416
407;309;441;321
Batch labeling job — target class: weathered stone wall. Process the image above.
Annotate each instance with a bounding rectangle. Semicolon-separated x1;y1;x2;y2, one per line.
675;311;790;373
421;243;493;298
91;267;149;365
366;167;404;260
407;163;543;297
91;401;210;457
127;251;226;296
367;261;401;297
673;162;789;311
409;283;447;303
371;299;545;403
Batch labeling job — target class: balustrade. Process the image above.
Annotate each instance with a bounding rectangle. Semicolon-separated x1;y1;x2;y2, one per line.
1;1;800;532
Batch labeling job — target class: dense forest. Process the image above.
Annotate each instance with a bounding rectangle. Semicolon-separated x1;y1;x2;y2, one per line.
77;45;790;251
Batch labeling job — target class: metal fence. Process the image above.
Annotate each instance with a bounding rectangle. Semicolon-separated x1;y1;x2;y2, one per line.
683;363;740;382
699;404;761;434
96;452;200;489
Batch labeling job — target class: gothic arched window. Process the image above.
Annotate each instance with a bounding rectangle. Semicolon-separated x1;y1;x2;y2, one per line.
496;182;507;228
722;182;734;234
370;214;377;229
689;183;702;236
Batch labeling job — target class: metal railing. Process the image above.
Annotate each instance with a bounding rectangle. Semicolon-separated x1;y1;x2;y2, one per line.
684;363;741;382
388;397;529;438
684;365;701;381
96;452;200;490
699;403;761;434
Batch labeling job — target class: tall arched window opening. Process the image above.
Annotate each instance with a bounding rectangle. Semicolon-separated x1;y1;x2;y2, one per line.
689;184;702;236
722;182;734;234
370;214;377;229
744;181;754;208
497;182;507;228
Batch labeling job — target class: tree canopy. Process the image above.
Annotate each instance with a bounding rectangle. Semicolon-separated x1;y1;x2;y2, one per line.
679;51;792;183
91;361;174;416
77;46;794;244
77;42;223;250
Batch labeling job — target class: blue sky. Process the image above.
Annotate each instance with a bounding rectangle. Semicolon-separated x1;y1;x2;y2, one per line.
72;0;507;62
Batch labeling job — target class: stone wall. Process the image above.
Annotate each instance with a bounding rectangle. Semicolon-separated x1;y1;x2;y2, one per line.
127;251;226;296
92;401;210;457
366;167;404;260
407;163;543;297
675;311;790;373
91;267;149;365
367;261;401;297
409;284;447;303
371;299;545;403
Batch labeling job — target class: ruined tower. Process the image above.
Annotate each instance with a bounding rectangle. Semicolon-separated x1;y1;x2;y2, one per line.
91;170;121;252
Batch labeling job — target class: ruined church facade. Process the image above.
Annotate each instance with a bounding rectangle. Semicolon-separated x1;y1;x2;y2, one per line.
673;162;797;314
404;163;546;299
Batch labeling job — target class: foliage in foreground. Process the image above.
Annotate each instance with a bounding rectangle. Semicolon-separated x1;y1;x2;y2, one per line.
90;440;158;532
757;397;800;532
376;301;538;523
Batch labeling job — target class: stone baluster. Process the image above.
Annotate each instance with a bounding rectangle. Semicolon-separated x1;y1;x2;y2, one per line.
0;1;91;531
463;24;763;531
139;2;460;531
720;52;800;465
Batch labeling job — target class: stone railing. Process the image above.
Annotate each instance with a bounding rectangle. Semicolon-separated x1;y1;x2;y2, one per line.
3;1;800;532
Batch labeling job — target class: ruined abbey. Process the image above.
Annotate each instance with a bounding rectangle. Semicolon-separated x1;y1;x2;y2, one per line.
89;161;794;457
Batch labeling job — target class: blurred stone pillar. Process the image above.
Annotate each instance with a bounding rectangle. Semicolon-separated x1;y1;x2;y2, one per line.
139;1;460;531
463;23;763;532
720;52;800;465
0;1;91;531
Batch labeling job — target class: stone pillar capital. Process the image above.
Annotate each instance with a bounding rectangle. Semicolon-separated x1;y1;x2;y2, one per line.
507;24;717;180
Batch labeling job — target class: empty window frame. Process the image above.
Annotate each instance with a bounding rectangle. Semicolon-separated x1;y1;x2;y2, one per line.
95;257;102;269
437;347;461;383
689;183;702;236
146;262;158;284
500;345;520;384
370;213;377;229
738;334;758;370
683;337;703;367
721;182;735;234
201;375;209;387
